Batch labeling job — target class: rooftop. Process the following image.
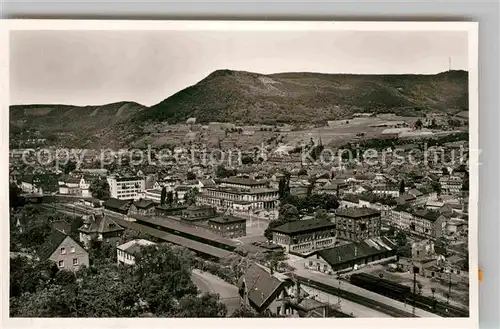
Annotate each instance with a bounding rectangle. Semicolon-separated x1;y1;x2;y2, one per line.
335;207;381;219
208;215;246;224
117;239;156;255
221;177;268;186
316;237;397;266
272;219;335;235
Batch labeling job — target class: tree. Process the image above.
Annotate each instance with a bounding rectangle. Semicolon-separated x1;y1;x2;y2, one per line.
241;155;254;165
10;183;25;209
231;306;257;317
399;180;406;194
264;249;288;272
264;220;283;241
89;178;110;200
315;209;330;221
186;172;197;181
430;181;442;195
184;187;200;206
160;187;167;205
215;165;236;179
134;245;198;315
166;190;174;205
279;204;300;222
62;160;77;175
322;194;340;211
415;119;423;130
174;293;227;317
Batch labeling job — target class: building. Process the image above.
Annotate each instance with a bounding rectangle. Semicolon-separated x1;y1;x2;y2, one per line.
391;208;447;239
372;183;400;198
129;199;156;216
304;237;397;274
107;176;146;200
271;219;336;256
79;176;94;198
237;263;295;315
155;205;188;217
39;228;89;271
207;215;246;238
77;213;125;248
181;205;216;223
334;207;382;241
142;189;162;203
197;183;279;211
439;175;463;195
117;239;156;266
411;239;436;261
103;198;132;215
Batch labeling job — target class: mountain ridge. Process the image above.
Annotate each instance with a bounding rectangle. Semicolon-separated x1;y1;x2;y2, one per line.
10;69;468;148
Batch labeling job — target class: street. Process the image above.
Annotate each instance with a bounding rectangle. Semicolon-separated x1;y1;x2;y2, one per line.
191;269;241;316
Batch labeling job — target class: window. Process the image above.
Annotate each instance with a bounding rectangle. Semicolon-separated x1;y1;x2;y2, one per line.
70;246;76;253
58;260;64;268
457;270;460;275
73;258;79;266
60;247;66;255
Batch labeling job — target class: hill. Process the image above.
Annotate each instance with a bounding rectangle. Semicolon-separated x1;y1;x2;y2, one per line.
10;101;146;149
137;69;468;124
9;70;468;148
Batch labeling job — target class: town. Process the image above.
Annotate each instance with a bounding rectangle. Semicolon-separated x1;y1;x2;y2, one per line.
9;112;470;318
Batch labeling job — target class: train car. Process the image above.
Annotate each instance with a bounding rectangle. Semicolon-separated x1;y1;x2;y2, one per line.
349;273;411;301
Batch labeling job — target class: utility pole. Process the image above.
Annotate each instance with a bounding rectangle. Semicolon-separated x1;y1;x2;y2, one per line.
448;57;452;71
413;266;419;317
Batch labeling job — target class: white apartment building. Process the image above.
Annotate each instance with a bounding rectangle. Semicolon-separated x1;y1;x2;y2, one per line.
107;176;146;200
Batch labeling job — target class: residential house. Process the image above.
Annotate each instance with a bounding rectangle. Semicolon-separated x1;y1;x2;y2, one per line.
39;228;89;271
117;239;156;266
79;176;94;198
271;219;336;256
237;263;295;316
304;237;397;274
78;213;125;248
334;207;381;241
129;199;156;216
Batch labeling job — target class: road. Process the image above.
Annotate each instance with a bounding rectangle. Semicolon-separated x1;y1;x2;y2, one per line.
191;269;241;316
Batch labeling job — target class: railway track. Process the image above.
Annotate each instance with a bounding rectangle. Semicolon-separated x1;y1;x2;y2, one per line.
295;275;418;318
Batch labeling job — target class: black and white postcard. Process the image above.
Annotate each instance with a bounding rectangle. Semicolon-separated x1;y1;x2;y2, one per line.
0;20;479;329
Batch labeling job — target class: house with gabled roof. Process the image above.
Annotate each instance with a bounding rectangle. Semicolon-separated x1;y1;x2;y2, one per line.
237;263;295;316
77;213;124;248
39;225;89;271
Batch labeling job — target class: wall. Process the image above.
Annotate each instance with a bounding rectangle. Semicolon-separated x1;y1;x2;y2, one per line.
49;236;89;271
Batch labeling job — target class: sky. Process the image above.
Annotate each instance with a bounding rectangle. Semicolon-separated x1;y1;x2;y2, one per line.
10;30;468;106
